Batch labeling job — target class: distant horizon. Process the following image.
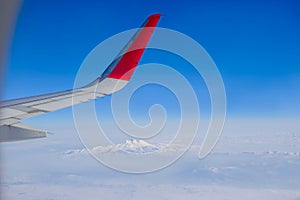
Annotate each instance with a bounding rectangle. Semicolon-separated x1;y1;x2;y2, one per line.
1;0;300;199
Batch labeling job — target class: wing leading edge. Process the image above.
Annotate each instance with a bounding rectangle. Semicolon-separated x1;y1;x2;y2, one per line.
0;14;161;142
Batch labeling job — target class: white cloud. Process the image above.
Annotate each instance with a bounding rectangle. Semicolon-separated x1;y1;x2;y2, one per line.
2;119;300;200
3;183;300;200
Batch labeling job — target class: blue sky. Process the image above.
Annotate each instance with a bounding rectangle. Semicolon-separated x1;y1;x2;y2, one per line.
3;0;300;118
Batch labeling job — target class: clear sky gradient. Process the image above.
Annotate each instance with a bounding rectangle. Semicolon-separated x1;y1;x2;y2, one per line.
2;0;300;119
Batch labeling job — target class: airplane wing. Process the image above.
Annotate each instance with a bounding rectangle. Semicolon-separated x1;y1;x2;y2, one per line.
0;14;161;142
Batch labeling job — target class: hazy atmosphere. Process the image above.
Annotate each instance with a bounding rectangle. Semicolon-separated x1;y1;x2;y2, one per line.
1;0;300;199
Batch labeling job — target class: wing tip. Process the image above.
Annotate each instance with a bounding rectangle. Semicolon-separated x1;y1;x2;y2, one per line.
148;13;162;18
145;13;162;27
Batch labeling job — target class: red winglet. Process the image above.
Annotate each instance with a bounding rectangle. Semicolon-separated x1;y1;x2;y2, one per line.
107;14;161;81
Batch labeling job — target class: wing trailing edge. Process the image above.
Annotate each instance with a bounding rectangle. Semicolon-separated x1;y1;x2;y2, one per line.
0;123;47;142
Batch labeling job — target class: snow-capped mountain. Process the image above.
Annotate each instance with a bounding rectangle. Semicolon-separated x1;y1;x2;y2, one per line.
110;139;160;153
65;139;161;155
